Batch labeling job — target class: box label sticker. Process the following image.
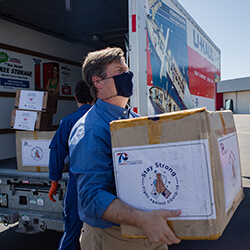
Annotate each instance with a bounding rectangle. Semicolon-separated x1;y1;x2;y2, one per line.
0;194;8;208
37;198;44;206
19;90;44;111
21;215;30;221
22;140;51;166
14;110;37;131
113;139;216;220
218;132;241;212
29;199;36;205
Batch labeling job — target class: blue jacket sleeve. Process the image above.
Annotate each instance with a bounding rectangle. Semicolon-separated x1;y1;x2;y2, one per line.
70;122;117;220
49;118;72;180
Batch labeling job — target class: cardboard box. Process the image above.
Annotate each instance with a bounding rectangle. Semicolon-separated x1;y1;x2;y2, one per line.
10;109;53;131
110;108;244;240
16;131;55;172
15;90;58;114
16;131;69;173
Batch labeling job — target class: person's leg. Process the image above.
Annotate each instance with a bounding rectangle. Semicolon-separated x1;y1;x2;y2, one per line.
103;226;168;250
58;174;83;250
80;223;103;250
80;224;168;250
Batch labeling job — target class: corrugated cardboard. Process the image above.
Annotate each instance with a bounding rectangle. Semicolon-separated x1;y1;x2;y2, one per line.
110;108;244;240
10;109;53;131
15;89;58;113
16;131;69;173
16;131;55;172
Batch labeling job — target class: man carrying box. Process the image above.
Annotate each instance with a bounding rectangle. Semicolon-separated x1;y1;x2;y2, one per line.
48;80;94;250
68;47;181;250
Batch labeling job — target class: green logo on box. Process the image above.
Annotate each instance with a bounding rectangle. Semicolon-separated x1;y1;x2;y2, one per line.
0;51;9;63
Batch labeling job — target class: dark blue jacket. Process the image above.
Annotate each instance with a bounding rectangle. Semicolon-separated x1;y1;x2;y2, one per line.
49;104;92;180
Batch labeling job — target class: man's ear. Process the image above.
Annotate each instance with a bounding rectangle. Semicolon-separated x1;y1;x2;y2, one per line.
92;76;103;89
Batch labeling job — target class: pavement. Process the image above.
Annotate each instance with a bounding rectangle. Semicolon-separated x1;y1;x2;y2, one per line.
0;223;62;249
0;114;250;250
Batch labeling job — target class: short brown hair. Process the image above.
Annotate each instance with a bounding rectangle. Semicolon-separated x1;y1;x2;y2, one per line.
82;47;125;99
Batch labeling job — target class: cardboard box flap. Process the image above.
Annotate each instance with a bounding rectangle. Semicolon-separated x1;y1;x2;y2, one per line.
111;108;208;147
110;107;206;132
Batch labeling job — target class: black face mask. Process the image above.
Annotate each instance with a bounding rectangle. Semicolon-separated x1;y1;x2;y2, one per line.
112;71;134;98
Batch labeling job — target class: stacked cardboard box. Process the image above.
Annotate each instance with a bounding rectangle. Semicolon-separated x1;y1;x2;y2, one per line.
10;90;58;131
11;90;58;172
110;108;243;240
16;130;55;172
15;89;58;113
10;109;53;131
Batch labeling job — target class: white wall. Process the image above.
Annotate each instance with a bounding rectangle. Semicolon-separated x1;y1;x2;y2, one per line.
0;134;16;160
0;19;91;62
237;91;250;114
0;97;15;128
0;19;92;94
0;97;16;159
223;91;250;114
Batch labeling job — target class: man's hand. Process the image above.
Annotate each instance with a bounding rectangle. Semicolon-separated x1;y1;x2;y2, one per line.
138;209;181;245
49;181;58;202
103;199;181;245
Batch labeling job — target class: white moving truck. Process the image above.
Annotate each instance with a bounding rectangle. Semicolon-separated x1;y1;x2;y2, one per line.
0;0;220;233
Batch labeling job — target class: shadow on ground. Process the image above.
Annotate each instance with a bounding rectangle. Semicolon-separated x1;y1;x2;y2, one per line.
0;225;62;250
169;187;250;250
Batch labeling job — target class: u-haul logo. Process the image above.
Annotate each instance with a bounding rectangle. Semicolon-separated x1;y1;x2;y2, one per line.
193;29;214;62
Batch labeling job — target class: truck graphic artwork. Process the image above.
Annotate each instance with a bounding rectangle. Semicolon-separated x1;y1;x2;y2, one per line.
130;0;221;115
146;1;191;113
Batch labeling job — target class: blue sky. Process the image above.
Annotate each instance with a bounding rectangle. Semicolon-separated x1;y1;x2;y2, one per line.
179;0;250;81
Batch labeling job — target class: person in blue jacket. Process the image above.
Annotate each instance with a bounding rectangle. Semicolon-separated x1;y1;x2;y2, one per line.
48;80;94;250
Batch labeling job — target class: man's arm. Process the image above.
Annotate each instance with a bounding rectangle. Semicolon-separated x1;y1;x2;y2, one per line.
48;118;71;202
103;198;181;245
49;119;70;181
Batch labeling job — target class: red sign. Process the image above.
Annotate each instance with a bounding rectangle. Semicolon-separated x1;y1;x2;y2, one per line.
61;86;71;95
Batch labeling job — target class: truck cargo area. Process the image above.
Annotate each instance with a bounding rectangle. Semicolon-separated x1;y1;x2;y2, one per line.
0;0;128;50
